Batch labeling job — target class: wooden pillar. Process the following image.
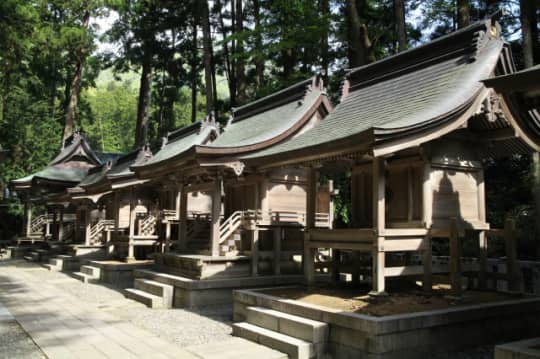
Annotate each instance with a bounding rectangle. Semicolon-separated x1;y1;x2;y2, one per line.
330;249;341;283
210;177;222;257
178;186;188;252
449;218;461;295
45;209;51;239
477;169;488;290
127;188;136;261
328;180;335;229
251;230;259;276
504;219;519;292
58;207;65;241
371;158;386;294
422;163;433;292
84;207;92;246
273;227;282;275
24;198;32;236
164;222;171;253
259;177;270;222
109;192;119;256
304;166;317;286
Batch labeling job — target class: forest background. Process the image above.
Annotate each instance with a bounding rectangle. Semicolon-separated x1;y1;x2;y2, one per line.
0;0;539;256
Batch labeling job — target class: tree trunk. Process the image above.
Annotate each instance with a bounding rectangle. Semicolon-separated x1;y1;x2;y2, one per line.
395;0;407;52
457;0;470;29
235;0;247;104
346;0;374;67
216;0;235;106
253;0;265;88
135;55;153;148
201;0;215;114
190;21;198;123
63;9;90;142
521;0;535;69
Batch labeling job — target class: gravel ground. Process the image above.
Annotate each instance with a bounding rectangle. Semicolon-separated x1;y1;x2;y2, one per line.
0;320;46;359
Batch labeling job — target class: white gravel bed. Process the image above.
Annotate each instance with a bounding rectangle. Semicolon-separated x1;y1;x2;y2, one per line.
0;321;46;359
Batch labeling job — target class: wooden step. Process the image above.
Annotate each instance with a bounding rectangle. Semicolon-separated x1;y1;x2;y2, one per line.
233;322;315;359
246;306;328;345
124;288;165;308
133;278;173;308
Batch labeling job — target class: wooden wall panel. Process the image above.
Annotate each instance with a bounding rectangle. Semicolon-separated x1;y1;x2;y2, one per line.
431;169;479;222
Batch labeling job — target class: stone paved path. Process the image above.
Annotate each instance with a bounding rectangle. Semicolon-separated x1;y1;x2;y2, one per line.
0;260;285;359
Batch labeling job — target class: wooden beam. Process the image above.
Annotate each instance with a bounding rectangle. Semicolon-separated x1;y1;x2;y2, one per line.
384;265;425;277
384;238;425;252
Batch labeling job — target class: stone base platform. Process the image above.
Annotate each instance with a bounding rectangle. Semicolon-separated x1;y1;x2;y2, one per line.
233;287;540;359
132;268;307;308
496;338;540;359
153;253;251;280
83;260;154;288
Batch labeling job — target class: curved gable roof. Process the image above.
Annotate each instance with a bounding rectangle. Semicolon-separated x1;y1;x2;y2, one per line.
244;18;507;163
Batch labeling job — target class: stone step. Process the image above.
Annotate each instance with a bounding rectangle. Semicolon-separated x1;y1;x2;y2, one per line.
42;264;59;272
72;272;99;284
124;288;165;308
246;306;328;344
233;322;315;359
81;265;100;277
133;278;173;308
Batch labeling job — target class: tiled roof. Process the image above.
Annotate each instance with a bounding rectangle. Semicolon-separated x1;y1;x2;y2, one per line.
244;19;505;160
134;119;217;168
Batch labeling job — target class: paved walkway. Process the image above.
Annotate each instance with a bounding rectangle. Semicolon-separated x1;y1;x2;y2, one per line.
0;260;285;359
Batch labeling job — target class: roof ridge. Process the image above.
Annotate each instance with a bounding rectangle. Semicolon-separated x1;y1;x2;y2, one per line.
230;76;323;123
163;114;217;146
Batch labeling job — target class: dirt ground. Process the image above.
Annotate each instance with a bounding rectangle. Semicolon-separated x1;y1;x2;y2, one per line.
261;284;522;316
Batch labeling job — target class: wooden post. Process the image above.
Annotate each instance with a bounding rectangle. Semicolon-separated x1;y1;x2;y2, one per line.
164;222;171;253
449;218;461;295
273;227;281;275
478;231;487;289
127;188;136;262
422;235;433;291
178;187;188;252
422;163;433;292
110;192;119;256
58;207;64;242
328;180;335;229
251;230;259;276
84;207;92;246
210;177;222;257
331;249;341;283
504;219;519;292
45;209;51;239
24;198;32;236
304;166;317;286
371;158;386;294
475;169;487;289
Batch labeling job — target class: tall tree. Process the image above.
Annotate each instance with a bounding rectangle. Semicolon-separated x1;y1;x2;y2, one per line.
520;0;536;68
346;0;375;68
253;0;265;88
63;6;91;142
457;0;470;29
200;0;215;113
235;0;247;104
395;0;407;52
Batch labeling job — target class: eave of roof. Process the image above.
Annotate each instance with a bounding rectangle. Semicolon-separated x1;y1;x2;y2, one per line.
482;64;540;94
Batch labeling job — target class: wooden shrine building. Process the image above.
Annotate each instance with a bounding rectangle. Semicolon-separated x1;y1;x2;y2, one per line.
10;131;119;244
239;18;540;294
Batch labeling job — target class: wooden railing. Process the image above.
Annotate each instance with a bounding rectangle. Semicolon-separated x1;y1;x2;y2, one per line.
219;211;243;244
139;215;157;236
30;215;47;233
88;219;114;246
